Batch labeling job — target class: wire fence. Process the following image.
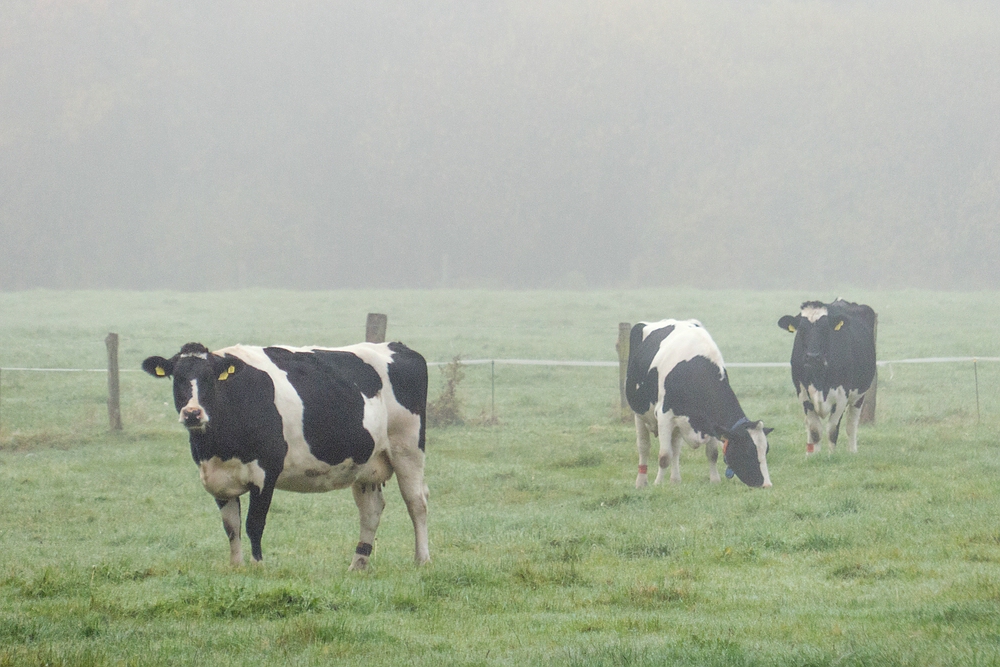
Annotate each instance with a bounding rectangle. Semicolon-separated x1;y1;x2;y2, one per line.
2;354;996;444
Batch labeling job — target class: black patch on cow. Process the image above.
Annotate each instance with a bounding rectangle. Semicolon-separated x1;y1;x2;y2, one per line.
263;347;381;466
625;323;675;414
829;422;840;444
386;342;429;451
660;357;742;439
182;356;288;469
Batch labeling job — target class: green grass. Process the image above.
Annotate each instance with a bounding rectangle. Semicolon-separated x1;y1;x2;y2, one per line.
1;289;1000;666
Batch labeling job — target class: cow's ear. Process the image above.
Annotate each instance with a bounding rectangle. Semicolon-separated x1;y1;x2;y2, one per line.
142;355;174;378
778;315;798;333
833;318;845;331
212;354;245;381
763;426;774;436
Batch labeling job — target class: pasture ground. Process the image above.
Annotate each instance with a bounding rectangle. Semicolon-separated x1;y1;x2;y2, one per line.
1;289;999;666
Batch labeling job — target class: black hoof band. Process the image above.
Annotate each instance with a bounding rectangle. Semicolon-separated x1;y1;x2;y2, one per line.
356;542;373;557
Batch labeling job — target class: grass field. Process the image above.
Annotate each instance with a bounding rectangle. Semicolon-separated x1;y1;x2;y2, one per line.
1;289;1000;666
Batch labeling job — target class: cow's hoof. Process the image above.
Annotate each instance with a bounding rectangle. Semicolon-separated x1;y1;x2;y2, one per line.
349;556;369;571
635;475;648;489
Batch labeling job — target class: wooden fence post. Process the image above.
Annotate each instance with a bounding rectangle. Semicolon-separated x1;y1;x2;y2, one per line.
366;313;388;343
616;322;631;422
860;313;878;424
105;332;123;431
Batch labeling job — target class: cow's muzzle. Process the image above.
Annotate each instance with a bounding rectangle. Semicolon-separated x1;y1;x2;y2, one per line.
181;407;207;429
803;352;825;367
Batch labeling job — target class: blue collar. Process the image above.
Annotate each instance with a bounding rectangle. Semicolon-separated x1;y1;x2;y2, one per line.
730;416;750;432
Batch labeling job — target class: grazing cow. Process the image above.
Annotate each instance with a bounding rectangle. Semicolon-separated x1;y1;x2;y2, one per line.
778;299;876;454
626;319;773;488
142;341;429;570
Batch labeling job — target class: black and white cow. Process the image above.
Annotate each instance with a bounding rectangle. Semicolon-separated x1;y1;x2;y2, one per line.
626;319;773;488
778;299;877;454
142;341;429;570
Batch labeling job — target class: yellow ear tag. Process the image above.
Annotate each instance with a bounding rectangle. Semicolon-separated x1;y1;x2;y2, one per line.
787;324;796;333
155;367;166;376
834;320;844;331
218;365;236;381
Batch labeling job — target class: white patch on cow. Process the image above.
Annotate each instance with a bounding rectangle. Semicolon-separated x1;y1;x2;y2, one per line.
644;319;726;384
748;423;772;488
179;352;209;359
798;383;848;420
801;305;828;323
199;456;266;499
180;379;209;427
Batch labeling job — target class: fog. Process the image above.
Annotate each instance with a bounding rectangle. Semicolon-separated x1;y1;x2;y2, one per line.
1;1;998;291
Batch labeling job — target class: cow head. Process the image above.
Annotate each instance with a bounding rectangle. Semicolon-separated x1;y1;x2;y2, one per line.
721;418;773;487
778;301;846;384
142;343;245;432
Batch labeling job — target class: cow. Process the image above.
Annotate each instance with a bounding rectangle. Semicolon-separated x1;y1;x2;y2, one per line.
625;319;773;488
777;299;877;454
142;341;429;571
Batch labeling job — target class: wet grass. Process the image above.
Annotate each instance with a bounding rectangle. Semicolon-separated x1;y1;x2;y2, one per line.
1;289;1000;665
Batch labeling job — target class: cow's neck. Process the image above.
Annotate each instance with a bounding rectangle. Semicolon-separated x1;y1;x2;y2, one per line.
712;379;747;433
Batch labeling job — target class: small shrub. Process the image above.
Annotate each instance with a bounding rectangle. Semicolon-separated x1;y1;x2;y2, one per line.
427;356;465;427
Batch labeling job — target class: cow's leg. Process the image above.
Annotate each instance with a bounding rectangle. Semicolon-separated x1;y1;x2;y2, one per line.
392;448;430;566
706;438;721;483
635;414;652;488
244;481;276;563
350;481;386;571
827;401;849;453
215;497;243;566
844;396;864;453
654;415;680;484
803;404;822;455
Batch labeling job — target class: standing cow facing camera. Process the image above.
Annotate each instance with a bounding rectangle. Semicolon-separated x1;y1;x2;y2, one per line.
142;341;430;570
778;299;876;455
626;319;773;488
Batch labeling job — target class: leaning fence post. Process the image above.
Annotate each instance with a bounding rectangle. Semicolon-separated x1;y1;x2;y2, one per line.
616;323;631;422
366;313;388;343
105;333;123;431
860;313;878;424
